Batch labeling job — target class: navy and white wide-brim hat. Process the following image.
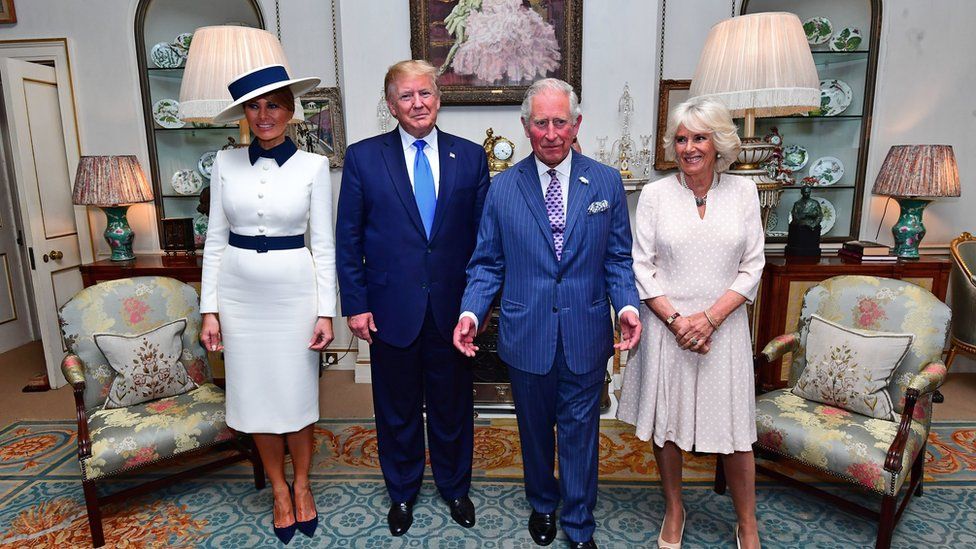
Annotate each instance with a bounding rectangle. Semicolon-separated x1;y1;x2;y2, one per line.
212;64;320;124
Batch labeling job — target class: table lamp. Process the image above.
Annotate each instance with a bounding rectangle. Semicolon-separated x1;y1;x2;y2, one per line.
178;25;303;145
689;12;820;222
871;145;960;259
72;156;154;261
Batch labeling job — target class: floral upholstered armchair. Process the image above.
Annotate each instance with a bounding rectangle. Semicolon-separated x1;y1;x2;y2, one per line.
714;275;951;549
58;276;264;548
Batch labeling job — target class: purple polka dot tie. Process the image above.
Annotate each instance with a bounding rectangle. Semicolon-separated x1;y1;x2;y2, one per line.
545;169;565;260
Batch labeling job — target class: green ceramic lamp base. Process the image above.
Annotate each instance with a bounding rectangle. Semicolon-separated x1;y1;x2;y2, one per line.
101;205;136;261
891;198;931;260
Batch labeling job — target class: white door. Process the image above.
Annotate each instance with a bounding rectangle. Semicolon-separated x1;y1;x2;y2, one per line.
0;58;88;387
0;129;34;352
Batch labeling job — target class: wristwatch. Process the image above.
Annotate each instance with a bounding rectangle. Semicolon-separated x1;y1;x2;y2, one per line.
665;312;681;326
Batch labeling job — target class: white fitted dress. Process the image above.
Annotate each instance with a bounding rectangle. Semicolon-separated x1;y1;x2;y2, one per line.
616;173;764;454
200;147;336;434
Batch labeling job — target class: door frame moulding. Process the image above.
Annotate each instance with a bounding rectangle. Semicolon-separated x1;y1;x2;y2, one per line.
0;37;94;264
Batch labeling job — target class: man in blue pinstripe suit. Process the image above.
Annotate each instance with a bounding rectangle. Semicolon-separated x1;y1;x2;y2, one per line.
454;79;642;549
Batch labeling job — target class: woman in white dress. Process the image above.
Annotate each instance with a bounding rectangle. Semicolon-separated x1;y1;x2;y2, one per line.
199;65;336;544
616;97;764;549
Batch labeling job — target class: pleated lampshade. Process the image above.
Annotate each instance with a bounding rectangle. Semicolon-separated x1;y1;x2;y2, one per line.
72;156;154;206
178;25;303;123
872;145;961;198
690;12;820;118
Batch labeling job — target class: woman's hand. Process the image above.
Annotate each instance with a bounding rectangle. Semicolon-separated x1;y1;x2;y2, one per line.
309;317;334;351
200;313;223;352
672;313;714;353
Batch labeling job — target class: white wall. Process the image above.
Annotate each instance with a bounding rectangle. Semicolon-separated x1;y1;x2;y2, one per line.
2;0;973;369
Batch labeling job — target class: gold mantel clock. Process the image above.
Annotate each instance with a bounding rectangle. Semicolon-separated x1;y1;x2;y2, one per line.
483;128;515;173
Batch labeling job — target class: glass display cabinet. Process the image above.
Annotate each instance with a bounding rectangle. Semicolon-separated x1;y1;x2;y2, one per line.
742;0;881;243
134;0;265;249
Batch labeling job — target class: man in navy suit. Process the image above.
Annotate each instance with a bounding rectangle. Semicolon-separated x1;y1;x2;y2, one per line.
454;79;641;549
337;59;489;536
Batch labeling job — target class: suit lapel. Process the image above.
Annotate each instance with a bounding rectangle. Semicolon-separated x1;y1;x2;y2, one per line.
381;127;426;238
514;156;558;258
429;129;456;241
562;153;594;248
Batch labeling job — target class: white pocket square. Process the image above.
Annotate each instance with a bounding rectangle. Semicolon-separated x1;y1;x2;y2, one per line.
587;200;609;214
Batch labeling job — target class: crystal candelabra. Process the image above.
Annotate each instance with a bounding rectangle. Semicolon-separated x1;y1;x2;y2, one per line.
376;90;392;132
609;83;638;178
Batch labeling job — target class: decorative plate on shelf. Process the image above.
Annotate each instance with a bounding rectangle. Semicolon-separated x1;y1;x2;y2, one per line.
171;169;203;195
829;27;863;52
789;197;836;235
819;79;853;116
198;150;217;179
809;156;845;186
172;32;193;57
150;42;182;68
765;211;780;234
782;145;809;172
152;98;184;128
803;17;833;44
193;213;209;247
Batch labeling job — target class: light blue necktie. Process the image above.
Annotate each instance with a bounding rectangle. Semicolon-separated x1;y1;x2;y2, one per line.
413;139;436;238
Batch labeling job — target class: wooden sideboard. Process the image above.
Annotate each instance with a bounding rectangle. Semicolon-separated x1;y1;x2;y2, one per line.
80;255;203;287
753;254;952;391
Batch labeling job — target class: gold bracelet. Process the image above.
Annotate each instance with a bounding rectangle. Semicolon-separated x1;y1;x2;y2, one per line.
703;309;718;329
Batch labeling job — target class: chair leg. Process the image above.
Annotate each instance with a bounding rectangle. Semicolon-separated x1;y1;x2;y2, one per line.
82;480;105;548
713;453;728;495
249;436;266;490
945;344;958;371
912;449;925;497
876;494;896;549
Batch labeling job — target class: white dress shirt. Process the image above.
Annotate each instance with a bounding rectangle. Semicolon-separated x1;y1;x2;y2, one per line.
399;125;440;196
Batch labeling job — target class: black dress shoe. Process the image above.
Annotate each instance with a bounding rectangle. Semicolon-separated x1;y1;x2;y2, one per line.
569;541;597;549
528;510;557;546
448;495;476;528
387;501;414;536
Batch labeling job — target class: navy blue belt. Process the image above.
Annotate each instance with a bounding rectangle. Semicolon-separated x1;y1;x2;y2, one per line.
228;232;305;253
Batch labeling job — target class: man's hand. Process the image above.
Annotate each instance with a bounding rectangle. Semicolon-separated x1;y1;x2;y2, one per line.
453;317;479;357
615;310;642;351
200;313;223;352
309;317;334;351
347;312;377;345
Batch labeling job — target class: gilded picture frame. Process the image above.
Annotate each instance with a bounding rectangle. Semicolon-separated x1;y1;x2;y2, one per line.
288;87;347;169
654;79;692;171
409;0;583;105
0;0;16;24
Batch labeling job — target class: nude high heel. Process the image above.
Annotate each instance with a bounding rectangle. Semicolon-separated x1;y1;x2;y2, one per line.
657;507;686;549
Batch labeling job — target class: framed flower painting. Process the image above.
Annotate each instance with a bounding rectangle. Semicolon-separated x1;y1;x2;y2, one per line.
409;0;583;105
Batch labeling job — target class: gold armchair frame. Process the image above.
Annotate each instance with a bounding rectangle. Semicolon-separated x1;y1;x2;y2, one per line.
947;231;976;369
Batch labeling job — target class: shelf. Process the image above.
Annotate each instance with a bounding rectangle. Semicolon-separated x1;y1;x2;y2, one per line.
762;115;862;123
153;126;237;132
782;184;857;190
811;51;869;66
161;194;204;199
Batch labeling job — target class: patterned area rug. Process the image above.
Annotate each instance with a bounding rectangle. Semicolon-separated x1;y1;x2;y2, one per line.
0;419;974;547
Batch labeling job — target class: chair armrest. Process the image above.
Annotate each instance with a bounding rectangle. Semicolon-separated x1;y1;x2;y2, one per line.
761;332;800;363
908;361;947;397
61;354;86;388
61;354;91;459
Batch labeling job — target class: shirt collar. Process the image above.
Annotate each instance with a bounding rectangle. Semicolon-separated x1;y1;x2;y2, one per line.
535;150;573;180
248;136;298;166
398;125;439;154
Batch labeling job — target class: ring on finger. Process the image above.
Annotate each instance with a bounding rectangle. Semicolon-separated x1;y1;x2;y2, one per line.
690;338;699;346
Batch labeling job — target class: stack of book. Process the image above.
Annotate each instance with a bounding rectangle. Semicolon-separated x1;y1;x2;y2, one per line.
839;240;897;262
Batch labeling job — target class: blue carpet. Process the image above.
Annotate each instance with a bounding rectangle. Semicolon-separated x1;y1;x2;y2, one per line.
1;420;974;547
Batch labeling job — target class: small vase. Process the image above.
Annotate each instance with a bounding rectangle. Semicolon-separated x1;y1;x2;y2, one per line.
891;198;931;260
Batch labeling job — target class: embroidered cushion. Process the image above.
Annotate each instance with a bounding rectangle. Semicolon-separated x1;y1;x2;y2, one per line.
792;315;913;420
95;319;197;409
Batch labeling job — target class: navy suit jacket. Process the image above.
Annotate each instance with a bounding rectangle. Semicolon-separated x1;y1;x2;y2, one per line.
460;152;639;375
337;127;490;347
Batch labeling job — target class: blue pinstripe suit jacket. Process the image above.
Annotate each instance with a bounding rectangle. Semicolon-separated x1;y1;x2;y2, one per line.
461;152;639;375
